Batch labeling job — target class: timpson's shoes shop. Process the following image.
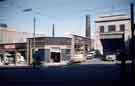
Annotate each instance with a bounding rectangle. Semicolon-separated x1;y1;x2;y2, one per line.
0;36;93;66
0;43;27;65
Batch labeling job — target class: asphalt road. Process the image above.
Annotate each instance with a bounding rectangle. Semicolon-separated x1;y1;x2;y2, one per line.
0;63;133;86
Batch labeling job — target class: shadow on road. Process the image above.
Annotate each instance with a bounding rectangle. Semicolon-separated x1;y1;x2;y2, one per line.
0;63;133;86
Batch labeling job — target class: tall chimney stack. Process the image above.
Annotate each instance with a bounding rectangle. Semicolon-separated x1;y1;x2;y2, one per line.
85;15;91;39
52;24;55;37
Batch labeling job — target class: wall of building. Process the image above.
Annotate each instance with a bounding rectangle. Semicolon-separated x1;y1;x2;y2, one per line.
95;14;131;54
27;37;72;64
70;35;92;59
0;27;46;44
26;35;93;64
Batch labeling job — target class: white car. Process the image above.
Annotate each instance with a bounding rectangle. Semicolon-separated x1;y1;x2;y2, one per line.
86;51;96;59
69;54;86;63
17;56;26;64
105;54;116;61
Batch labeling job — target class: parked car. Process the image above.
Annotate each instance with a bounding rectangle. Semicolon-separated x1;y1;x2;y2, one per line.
116;50;129;61
105;52;116;61
4;53;14;65
69;54;86;64
86;51;96;60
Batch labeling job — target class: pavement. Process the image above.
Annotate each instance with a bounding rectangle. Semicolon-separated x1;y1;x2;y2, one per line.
0;58;132;67
42;61;68;67
81;58;132;64
0;63;29;68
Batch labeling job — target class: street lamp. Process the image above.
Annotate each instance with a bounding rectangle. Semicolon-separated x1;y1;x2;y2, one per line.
22;8;36;50
22;8;36;65
33;16;36;53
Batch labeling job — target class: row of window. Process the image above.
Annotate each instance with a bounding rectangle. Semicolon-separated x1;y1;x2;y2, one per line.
99;24;125;33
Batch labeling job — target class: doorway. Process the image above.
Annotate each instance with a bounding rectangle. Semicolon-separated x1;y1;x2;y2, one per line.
50;52;61;62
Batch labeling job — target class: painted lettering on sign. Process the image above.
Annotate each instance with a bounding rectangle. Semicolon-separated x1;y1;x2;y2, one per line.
4;45;15;49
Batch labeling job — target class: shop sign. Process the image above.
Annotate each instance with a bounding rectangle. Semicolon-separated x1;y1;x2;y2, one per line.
4;45;15;49
50;47;61;52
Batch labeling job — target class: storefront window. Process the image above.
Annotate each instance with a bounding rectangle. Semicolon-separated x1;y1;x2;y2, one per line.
61;49;70;61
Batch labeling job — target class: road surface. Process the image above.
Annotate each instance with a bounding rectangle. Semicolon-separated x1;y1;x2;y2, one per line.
0;62;133;86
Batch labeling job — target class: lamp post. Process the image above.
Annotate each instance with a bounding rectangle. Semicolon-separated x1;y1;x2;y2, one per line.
33;17;36;53
23;8;37;65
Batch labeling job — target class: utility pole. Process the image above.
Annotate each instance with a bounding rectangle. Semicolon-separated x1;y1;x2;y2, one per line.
33;17;36;54
130;3;135;80
52;24;55;37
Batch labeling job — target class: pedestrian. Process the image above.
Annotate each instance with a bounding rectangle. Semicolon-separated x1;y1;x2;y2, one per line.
33;51;41;68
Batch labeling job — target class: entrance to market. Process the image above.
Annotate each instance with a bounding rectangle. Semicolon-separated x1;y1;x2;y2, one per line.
50;47;61;62
101;38;125;54
51;52;61;62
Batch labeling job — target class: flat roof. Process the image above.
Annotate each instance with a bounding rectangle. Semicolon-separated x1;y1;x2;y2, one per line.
28;37;72;45
95;14;130;23
95;18;130;23
99;14;127;18
0;42;26;45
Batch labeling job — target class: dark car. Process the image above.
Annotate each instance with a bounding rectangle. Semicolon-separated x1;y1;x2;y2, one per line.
116;50;128;61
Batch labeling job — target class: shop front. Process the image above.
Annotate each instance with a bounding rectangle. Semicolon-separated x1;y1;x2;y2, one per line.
27;37;72;64
0;43;27;65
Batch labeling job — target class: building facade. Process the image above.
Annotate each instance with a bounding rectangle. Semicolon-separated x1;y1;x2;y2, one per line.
95;14;131;55
27;35;93;64
0;34;93;65
0;43;27;64
0;25;46;65
0;26;46;44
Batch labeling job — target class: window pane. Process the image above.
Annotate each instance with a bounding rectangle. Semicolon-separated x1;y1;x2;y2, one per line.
99;26;104;33
120;24;125;31
108;25;115;32
61;49;70;61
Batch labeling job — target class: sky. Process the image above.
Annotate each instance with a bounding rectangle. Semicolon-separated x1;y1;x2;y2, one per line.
0;0;134;37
